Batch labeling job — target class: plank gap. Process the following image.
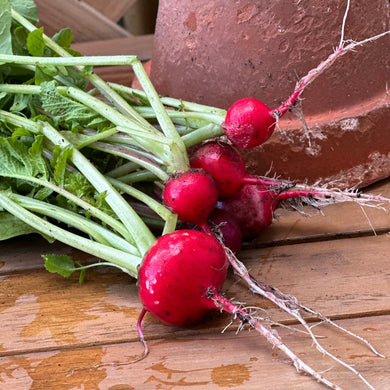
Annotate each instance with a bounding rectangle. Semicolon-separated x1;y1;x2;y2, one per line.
245;227;390;249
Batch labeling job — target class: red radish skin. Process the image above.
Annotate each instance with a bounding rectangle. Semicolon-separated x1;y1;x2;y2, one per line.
208;208;242;254
163;169;219;226
138;229;228;326
218;184;278;239
222;98;276;149
191;141;247;198
191;141;283;198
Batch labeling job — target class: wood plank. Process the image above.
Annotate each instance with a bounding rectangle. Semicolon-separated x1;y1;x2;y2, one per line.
83;0;136;22
71;35;154;60
35;0;131;42
1;234;389;355
93;65;135;87
0;315;389;389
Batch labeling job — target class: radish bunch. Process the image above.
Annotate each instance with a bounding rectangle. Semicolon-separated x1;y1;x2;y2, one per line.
4;4;388;390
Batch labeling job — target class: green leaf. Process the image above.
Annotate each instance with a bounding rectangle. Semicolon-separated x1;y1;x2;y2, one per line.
52;144;73;187
0;0;13;55
12;126;33;137
0;135;48;183
43;254;77;278
11;26;29;55
80;65;93;76
0;210;37;240
40;81;109;130
10;92;32;112
35;64;59;85
29;134;49;178
34;185;53;201
27;27;45;56
10;0;39;25
52;28;73;49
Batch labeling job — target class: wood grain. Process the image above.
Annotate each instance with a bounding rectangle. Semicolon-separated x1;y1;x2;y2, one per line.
83;0;136;22
0;315;389;389
71;35;154;60
35;0;131;42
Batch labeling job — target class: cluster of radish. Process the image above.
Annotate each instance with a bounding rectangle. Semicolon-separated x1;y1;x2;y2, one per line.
136;14;390;388
140;95;295;325
2;2;389;389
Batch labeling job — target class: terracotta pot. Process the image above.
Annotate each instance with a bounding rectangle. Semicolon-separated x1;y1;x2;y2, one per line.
150;0;390;188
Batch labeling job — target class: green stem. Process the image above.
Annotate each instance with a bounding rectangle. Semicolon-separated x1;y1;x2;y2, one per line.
40;121;156;256
10;193;139;255
133;106;224;125
0;53;139;67
0;191;141;277
109;83;227;116
108;177;174;222
61;128;119;150
0;171;133;243
106;161;140;178
130;61;189;172
181;123;225;148
90;141;169;181
116;170;159;184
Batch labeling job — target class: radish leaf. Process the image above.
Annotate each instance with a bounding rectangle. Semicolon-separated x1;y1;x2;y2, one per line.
0;211;38;239
27;27;44;56
52;28;73;49
43;254;78;278
9;0;38;25
0;0;13;55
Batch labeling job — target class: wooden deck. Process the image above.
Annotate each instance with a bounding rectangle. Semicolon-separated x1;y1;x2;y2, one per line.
1;177;390;389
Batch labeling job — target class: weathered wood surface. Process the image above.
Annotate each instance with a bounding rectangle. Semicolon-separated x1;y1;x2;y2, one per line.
35;0;132;42
1;179;390;389
71;35;154;60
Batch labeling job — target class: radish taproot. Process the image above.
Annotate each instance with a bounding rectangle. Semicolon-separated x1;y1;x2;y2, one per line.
190;141;287;198
218;184;277;239
162;169;219;226
137;229;229;326
222;98;276;149
219;179;390;240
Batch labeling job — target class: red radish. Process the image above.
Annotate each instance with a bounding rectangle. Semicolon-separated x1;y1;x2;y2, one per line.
137;229;347;389
218;184;277;239
191;141;283;198
137;229;228;326
222;98;276;149
221;30;390;149
190;141;246;198
163;169;219;226
218;180;390;240
208;208;242;254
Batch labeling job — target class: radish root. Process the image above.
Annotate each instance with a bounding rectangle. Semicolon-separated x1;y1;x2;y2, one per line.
223;248;384;390
209;288;343;390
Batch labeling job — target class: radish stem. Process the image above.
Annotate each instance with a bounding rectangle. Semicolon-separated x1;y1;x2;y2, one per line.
0;192;141;276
